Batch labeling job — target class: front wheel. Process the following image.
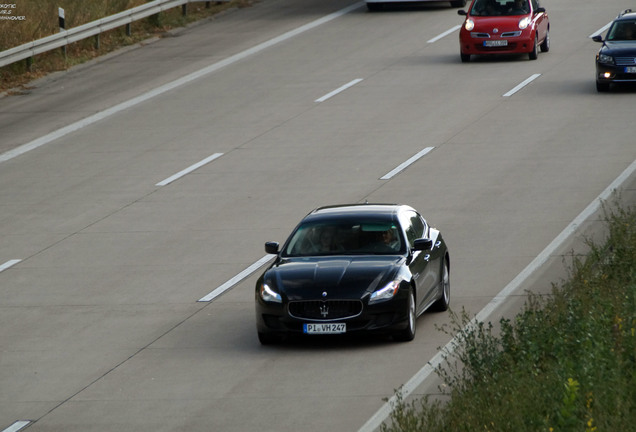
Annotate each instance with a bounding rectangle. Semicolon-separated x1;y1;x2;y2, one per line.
431;259;450;312
258;331;283;345
393;289;416;342
529;35;538;60
450;0;466;7
540;30;550;52
460;53;470;63
596;81;610;92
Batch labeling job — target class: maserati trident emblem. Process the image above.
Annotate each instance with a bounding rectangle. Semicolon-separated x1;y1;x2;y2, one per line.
320;303;329;318
322;291;327;297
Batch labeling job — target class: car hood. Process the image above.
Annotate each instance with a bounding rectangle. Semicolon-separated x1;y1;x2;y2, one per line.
471;16;526;32
265;256;405;301
601;41;636;56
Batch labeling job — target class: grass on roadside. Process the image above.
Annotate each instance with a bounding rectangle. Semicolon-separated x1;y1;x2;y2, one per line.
382;195;636;432
0;0;255;93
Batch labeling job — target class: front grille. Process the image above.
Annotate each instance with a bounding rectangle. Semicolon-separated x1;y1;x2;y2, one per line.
475;43;518;51
615;57;636;66
289;300;363;320
470;31;521;38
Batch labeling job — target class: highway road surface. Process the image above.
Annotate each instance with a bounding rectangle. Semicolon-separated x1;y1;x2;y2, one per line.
1;0;635;431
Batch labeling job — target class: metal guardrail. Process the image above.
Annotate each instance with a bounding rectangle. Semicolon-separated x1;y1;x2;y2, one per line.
0;0;223;68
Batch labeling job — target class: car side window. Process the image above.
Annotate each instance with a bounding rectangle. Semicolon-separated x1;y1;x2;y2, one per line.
400;211;425;248
531;0;539;10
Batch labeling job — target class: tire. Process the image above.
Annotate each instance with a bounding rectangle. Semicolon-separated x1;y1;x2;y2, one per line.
258;331;282;345
431;259;450;312
450;0;466;7
529;34;538;60
540;29;550;52
366;2;383;11
596;81;610;92
461;53;470;63
393;289;416;342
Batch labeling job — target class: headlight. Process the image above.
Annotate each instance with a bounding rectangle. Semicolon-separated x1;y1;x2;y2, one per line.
259;283;282;303
518;17;531;29
369;280;401;304
464;18;474;31
598;53;614;65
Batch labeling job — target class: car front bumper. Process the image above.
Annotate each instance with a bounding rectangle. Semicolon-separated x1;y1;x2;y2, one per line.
460;30;535;55
596;63;636;83
255;293;411;337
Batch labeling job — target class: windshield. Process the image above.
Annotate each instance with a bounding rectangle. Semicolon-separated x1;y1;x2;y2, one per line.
607;20;636;41
470;0;529;16
282;220;404;257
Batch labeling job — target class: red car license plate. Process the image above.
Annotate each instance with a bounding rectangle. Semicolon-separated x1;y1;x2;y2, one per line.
484;40;508;47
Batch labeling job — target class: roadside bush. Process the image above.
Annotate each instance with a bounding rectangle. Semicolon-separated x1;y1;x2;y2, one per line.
382;196;636;432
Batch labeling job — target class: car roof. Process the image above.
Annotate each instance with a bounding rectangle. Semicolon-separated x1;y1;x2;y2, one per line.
304;203;415;221
615;9;636;21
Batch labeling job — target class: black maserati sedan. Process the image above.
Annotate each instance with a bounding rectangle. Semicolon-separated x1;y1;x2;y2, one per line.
255;204;450;344
593;9;636;92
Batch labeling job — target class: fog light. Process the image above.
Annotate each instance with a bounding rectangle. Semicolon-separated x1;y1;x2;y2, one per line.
603;72;612;78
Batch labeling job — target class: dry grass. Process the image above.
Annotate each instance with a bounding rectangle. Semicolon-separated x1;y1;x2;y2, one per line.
0;0;256;93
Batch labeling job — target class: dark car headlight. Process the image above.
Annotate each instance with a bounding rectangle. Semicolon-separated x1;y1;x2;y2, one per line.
369;280;401;305
259;283;282;303
597;53;614;65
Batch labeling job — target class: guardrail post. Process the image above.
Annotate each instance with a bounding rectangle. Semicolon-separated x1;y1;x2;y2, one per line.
95;34;100;50
206;1;211;8
182;4;187;15
126;23;132;36
26;57;33;72
59;7;67;57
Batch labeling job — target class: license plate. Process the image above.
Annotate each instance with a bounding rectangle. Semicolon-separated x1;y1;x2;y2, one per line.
303;323;346;334
625;66;636;73
484;40;508;47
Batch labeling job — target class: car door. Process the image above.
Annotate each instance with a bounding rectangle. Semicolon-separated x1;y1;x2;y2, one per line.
531;0;548;41
400;211;440;314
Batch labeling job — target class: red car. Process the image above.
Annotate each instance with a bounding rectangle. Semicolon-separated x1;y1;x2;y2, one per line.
458;0;549;62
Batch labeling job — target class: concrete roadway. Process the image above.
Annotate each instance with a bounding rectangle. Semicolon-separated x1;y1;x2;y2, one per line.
1;0;635;430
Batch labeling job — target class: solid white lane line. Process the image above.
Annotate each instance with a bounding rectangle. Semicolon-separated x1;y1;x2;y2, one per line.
0;259;21;273
503;73;541;97
2;421;31;432
198;254;275;302
358;158;636;432
427;25;462;43
315;78;364;102
380;147;435;180
0;2;365;165
156;153;223;186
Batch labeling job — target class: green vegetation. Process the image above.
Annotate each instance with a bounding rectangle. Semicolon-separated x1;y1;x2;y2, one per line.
0;0;254;92
383;197;636;432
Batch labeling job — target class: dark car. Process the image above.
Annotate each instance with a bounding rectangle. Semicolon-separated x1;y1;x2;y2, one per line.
458;0;549;62
593;9;636;92
366;0;466;12
255;204;450;344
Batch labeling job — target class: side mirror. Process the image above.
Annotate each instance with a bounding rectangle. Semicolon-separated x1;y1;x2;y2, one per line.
265;241;279;254
413;238;433;251
458;9;467;15
535;7;545;13
592;35;604;43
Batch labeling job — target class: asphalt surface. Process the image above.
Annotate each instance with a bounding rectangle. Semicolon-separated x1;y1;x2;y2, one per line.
1;0;635;431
